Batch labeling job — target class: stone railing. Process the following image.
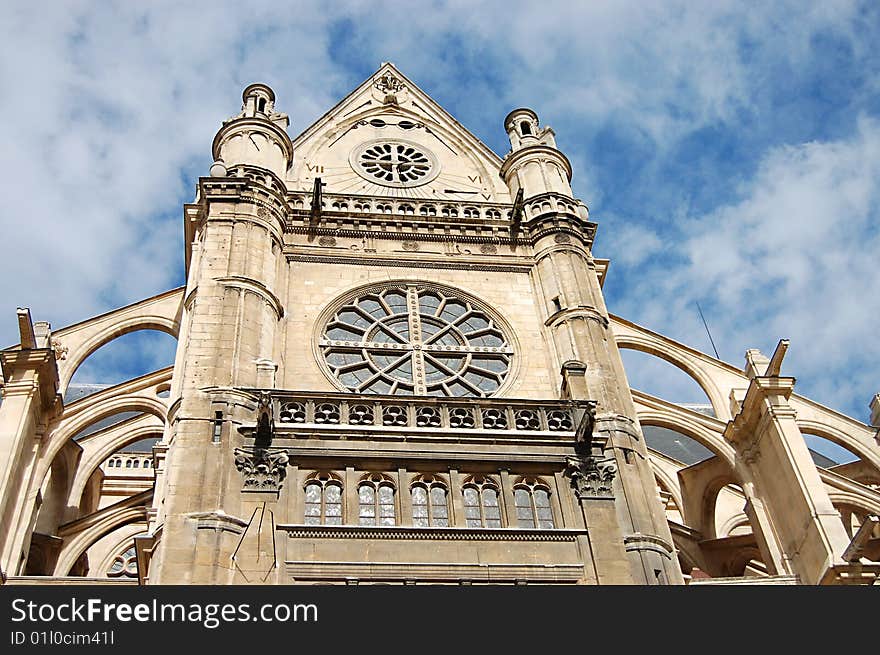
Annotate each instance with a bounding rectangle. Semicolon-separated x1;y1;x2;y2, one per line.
287;192;511;223
267;391;593;435
286;190;587;225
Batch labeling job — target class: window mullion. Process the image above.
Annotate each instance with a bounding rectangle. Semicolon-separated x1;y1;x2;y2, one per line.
374;486;381;525
406;287;427;395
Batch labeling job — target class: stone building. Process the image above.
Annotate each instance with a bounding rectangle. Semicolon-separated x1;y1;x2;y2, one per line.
1;64;878;586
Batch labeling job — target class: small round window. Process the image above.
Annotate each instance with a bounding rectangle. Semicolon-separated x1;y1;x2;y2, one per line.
320;284;512;397
350;140;440;188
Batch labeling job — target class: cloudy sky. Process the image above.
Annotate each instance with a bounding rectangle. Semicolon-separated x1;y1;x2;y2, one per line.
1;1;878;424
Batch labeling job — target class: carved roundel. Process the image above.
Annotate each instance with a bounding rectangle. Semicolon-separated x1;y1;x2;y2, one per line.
350;139;440;188
318;283;514;397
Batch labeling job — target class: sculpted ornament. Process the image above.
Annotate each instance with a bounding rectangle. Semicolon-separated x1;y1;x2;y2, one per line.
51;338;68;361
564;455;617;499
562;403;615;499
233;447;289;492
374;72;405;95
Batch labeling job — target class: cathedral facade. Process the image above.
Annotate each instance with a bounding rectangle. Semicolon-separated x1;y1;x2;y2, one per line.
1;65;878;585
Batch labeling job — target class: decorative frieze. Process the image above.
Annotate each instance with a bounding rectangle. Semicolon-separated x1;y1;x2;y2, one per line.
280;523;586;541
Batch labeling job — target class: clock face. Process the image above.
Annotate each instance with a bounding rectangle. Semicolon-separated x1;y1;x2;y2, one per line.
349;139;440;188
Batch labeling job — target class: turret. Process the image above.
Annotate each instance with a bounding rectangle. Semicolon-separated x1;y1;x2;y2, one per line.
210;83;293;180
500;107;574;200
510;103;685;585
149;84;292;582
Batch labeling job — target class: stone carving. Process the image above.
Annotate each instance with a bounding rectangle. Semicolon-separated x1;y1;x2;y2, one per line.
554;233;571;244
480;243;498;254
50;338;68;361
233;447;289;492
402;240;419;251
562;403;615;499
564;455;617;499
375;72;405;95
318;236;337;247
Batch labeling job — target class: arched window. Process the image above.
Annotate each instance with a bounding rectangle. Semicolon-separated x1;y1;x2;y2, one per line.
304;473;343;525
358;474;396;526
513;477;554;529
125;460;133;469
143;460;152;469
462;475;502;528
411;474;449;527
520;121;532;136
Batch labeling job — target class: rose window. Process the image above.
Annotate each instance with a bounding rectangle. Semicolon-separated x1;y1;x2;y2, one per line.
320;285;512;397
351;140;439;188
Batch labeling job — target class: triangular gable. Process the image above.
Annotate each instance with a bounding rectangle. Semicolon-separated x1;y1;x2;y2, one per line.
287;63;512;203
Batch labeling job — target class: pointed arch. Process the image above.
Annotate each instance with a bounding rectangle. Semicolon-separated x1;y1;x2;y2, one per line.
798;420;880;473
617;335;727;419
66;413;164;512
50;287;184;396
66;330;177;400
53;490;151;576
633;390;736;466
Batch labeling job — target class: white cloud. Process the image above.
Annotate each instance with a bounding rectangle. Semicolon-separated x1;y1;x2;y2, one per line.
600;221;664;267
616;116;880;418
0;0;877;421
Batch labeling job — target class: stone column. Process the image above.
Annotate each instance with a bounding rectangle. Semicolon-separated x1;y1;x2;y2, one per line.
0;318;60;577
726;374;853;584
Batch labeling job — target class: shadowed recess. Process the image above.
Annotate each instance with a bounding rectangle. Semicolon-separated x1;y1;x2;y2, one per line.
643;425;714;466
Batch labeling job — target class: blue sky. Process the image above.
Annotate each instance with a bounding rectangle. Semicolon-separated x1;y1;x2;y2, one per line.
1;1;879;426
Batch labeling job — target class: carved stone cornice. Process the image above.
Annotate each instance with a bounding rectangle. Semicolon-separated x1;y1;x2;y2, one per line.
279;524;586;541
0;348;60;410
198;177;290;224
499;144;573;182
289;224;522;243
188;510;249;534
284;194;596;250
725;376;798;447
545;305;609;329
623;533;676;557
214;275;285;319
285;253;532;273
